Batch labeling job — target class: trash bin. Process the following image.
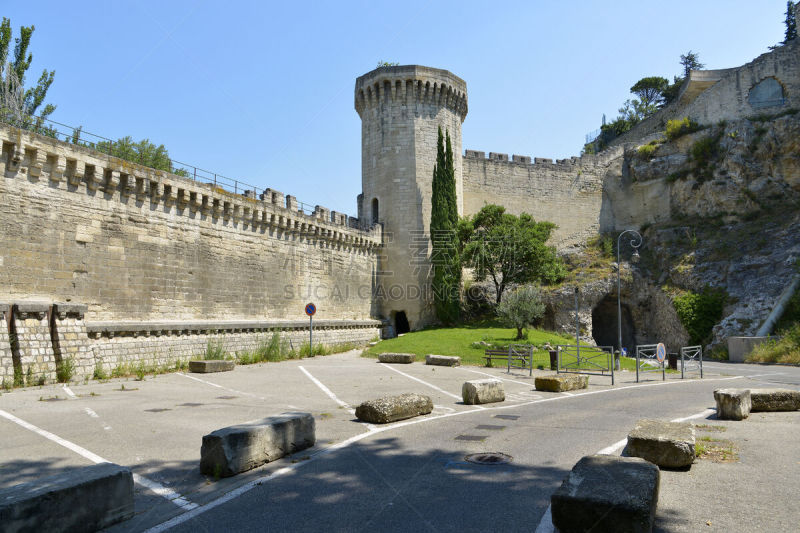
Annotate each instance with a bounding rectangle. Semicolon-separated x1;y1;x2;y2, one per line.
668;352;678;371
549;350;558;371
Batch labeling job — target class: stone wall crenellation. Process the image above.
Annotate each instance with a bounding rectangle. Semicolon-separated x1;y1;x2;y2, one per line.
461;146;624;247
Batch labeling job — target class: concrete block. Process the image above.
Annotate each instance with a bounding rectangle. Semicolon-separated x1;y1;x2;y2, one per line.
727;336;770;362
750;388;800;412
714;388;751;420
535;374;589;392
425;354;460;367
624;419;695;468
462;379;505;405
189;360;235;373
355;393;433;424
200;412;315;477
0;463;134;532
378;352;415;364
551;455;659;533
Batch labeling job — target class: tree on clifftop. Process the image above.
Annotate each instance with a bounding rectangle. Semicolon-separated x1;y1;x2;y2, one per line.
0;18;56;131
630;76;669;110
430;126;460;324
679;51;705;78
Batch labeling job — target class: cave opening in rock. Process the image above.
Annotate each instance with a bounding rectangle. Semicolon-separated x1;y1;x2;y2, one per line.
393;310;410;335
592;295;636;352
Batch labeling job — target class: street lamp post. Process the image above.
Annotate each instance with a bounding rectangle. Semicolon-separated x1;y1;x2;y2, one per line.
617;229;643;368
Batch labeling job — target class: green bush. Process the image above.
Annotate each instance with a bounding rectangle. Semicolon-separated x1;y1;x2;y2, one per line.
93;363;108;380
688;131;723;181
636;142;658;159
204;340;227;360
673;287;726;345
55;358;75;383
665;117;700;141
747;323;800;364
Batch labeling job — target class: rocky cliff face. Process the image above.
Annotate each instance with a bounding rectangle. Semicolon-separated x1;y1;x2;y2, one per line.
619;112;800;349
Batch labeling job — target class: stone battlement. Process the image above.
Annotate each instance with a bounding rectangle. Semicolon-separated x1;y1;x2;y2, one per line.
0;123;382;249
463;147;623;169
355;65;468;120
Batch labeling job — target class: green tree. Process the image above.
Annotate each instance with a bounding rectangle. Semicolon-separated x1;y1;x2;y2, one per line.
0;18;56;131
679;51;705;78
496;284;545;340
430;126;460;324
630;76;669;109
459;204;565;303
94;136;185;175
785;1;798;42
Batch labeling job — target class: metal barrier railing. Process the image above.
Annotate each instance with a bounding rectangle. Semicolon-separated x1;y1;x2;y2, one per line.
636;344;665;382
557;345;615;385
506;344;533;376
0;113;327;217
681;345;703;379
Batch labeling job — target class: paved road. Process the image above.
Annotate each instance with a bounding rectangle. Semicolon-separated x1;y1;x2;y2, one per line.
1;352;798;532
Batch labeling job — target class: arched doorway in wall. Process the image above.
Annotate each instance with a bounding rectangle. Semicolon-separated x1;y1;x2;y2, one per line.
372;198;379;225
592;295;636;352
393;310;410;335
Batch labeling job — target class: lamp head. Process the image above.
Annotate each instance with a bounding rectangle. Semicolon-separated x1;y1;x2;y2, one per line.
632;250;640;263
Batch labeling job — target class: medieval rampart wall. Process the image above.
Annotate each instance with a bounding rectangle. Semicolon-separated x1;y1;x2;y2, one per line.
0;125;382;382
461;147;623;247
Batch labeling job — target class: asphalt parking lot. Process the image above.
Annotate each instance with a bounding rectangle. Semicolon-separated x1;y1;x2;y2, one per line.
1;351;798;532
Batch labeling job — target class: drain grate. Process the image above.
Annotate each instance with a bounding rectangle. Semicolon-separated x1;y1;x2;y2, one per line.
145;408;171;413
465;452;513;465
455;435;487;442
475;424;505;431
178;402;203;407
216;396;237;400
494;415;520;421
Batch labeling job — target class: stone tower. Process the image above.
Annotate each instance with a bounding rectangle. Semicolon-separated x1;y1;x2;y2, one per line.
355;65;468;332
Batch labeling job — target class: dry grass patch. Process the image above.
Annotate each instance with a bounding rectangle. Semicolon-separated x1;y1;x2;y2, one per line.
695;436;738;462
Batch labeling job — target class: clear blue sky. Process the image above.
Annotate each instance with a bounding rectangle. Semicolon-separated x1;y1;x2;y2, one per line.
4;1;790;215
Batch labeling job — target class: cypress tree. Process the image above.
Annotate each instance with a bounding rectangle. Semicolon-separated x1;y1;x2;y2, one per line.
784;1;797;43
430;126;460;324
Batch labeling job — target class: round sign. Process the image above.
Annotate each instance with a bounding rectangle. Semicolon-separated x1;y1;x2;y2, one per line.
305;303;316;316
656;343;666;363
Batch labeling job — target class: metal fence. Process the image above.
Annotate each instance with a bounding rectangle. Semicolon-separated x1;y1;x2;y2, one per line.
635;344;665;382
506;344;533;376
556;345;615;385
680;345;703;378
0;113;322;216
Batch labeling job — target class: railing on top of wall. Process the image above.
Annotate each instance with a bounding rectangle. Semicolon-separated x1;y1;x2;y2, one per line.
0;113;322;217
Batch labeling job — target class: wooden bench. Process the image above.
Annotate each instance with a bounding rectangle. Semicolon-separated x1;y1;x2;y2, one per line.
483;346;534;372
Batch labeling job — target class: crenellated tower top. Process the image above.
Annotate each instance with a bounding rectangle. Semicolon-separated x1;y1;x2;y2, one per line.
355;65;468;121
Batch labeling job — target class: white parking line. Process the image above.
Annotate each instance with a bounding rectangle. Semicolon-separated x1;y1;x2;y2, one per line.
147;374;746;532
298;366;376;431
379;363;465;401
62;384;77;399
0;409;197;511
84;407;99;418
176;372;265;400
463;369;534;387
535;406;718;533
298;366;352;411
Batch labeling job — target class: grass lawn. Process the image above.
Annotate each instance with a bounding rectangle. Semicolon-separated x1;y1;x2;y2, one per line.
362;320;640;370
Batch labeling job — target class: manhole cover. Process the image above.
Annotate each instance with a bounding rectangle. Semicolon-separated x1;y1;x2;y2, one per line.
494;414;520;421
145;408;171;413
178;402;203;407
465;452;513;465
475;424;505;431
216;396;237;400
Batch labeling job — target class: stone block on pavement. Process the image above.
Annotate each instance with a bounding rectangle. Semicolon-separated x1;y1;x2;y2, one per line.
200;412;315;477
378;352;415;364
623;419;695;468
551;455;660;533
425;354;460;367
355;393;433;424
189;360;235;373
714;389;751;420
749;388;800;412
535;374;588;392
462;379;505;405
0;462;134;533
